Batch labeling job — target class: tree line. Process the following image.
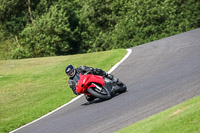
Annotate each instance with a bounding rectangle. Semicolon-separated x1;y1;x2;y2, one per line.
0;0;199;59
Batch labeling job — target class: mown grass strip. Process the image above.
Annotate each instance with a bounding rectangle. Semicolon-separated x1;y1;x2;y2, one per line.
116;96;200;133
0;49;127;133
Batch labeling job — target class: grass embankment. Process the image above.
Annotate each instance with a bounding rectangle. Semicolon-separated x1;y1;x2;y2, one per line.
116;96;200;133
0;49;127;133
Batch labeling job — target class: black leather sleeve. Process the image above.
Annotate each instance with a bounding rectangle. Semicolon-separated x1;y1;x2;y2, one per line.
77;65;107;76
68;79;78;95
94;68;107;76
77;65;94;74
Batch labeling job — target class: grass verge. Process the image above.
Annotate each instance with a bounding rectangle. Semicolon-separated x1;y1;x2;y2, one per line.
0;49;127;133
116;96;200;133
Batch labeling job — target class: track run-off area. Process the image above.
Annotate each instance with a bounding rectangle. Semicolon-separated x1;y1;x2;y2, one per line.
12;28;200;133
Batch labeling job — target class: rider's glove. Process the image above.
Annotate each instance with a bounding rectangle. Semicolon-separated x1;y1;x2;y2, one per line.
89;67;94;71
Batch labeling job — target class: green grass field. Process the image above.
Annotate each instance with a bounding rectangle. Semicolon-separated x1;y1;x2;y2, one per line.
0;49;127;133
116;96;200;133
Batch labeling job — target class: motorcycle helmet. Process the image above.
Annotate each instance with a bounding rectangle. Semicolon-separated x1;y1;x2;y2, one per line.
65;65;76;78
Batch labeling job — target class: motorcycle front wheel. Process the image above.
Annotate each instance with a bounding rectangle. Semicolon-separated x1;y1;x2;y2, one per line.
88;87;111;100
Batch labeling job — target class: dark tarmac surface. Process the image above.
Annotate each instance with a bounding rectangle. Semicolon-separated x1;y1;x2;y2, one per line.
13;28;200;133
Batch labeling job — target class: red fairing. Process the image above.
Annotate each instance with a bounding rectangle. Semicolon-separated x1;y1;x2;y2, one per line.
76;74;104;94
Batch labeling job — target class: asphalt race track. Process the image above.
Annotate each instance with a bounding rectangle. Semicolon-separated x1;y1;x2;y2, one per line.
12;28;200;133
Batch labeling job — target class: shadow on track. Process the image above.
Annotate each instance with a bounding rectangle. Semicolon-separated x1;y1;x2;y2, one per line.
81;98;106;106
81;91;128;106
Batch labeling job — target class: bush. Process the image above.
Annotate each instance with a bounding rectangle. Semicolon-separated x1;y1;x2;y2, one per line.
18;2;80;57
12;47;31;59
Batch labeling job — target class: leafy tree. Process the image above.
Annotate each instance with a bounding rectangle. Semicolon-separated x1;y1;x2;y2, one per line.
17;2;80;58
77;0;126;52
0;0;28;35
109;0;200;49
0;0;200;59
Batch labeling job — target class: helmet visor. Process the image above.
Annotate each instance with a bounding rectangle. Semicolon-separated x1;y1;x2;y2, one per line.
68;70;75;77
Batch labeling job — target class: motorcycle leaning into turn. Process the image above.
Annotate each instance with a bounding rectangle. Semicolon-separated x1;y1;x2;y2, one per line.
73;70;127;102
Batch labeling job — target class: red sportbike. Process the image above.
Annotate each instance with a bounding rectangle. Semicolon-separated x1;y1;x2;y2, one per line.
73;72;127;101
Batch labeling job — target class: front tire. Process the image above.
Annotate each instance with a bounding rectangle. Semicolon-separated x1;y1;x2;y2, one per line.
88;87;111;100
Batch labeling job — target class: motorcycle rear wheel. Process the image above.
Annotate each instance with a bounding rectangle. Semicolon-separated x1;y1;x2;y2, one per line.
88;87;111;100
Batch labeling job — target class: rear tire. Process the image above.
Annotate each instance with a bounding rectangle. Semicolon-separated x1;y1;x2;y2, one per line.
88;87;111;100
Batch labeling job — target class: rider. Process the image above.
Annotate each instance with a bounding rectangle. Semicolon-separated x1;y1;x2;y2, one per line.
65;64;120;101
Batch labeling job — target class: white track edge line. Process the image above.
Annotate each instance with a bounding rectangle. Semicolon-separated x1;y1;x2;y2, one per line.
10;48;132;133
10;95;83;133
108;49;132;74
